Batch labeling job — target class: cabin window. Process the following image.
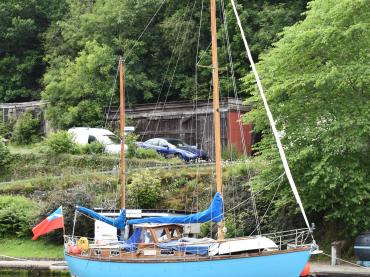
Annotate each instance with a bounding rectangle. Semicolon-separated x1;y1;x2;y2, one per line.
155;229;168;242
171;229;178;238
141;230;153;243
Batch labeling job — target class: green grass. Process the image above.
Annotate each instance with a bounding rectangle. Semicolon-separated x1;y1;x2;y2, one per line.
7;144;40;155
0;238;64;259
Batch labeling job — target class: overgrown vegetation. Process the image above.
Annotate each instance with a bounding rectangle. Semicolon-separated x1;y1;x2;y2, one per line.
12;111;42;145
43;131;79;154
0;195;37;238
0;139;11;171
127;169;163;209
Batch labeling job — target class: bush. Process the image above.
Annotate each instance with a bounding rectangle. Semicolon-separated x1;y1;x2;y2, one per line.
221;144;245;161
135;148;162;159
44;131;79;154
0;138;11;170
80;141;105;154
124;134;163;160
0;195;38;238
127;169;162;209
0;120;14;140
12;111;41;145
125;133;138;158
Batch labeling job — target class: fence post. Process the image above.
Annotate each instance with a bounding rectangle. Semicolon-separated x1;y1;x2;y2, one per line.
331;240;345;266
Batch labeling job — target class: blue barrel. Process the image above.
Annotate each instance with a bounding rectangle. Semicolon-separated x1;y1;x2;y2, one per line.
354;231;370;264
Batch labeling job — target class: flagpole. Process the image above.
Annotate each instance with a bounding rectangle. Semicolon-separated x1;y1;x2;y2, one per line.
72;210;77;239
61;206;65;237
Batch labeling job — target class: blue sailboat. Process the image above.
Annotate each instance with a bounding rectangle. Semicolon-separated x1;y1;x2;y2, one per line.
64;1;317;276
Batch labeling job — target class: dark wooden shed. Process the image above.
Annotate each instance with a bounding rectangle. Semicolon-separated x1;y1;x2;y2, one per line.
107;98;253;157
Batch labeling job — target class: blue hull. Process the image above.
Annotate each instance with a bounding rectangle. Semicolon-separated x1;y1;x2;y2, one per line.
65;250;310;277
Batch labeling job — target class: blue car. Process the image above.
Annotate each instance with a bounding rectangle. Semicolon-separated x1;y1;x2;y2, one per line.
138;138;209;162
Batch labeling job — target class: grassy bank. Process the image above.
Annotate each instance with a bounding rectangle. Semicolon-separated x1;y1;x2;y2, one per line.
1;150;182;182
0;238;63;259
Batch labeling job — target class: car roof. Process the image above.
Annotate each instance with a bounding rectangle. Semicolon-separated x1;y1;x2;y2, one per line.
154;137;182;141
68;127;114;136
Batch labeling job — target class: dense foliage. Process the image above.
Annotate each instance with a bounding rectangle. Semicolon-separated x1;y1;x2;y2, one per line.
38;0;307;128
0;195;37;238
127;169;163;208
0;0;68;102
244;0;370;236
0;139;11;171
12;111;41;144
43;131;79;154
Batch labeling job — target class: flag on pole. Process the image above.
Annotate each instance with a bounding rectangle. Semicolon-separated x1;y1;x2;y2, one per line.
32;206;64;240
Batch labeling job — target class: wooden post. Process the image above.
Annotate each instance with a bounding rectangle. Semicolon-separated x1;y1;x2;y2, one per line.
331;241;345;266
210;0;224;241
119;58;125;209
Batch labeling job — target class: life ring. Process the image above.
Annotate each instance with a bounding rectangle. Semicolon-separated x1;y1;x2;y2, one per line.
77;237;89;252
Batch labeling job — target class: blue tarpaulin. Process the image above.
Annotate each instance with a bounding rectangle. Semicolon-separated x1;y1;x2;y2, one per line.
128;192;223;225
76;206;126;230
121;228;142;252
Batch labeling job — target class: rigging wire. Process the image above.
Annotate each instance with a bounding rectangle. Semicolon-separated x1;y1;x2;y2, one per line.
124;0;168;61
193;0;205;216
220;0;261;235
249;174;284;236
230;0;312;232
223;172;285;215
153;0;198;136
141;0;193;141
104;63;120;129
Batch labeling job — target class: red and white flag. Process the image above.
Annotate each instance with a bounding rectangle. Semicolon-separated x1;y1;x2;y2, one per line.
32;206;64;240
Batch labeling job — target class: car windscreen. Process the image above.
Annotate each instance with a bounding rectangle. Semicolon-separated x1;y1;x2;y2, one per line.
166;139;189;147
102;135;120;145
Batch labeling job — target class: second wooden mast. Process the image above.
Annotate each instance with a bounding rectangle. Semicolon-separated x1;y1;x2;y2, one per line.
210;0;224;240
119;58;125;209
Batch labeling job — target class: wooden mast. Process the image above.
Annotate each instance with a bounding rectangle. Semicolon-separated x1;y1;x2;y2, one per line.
210;0;224;240
119;58;125;209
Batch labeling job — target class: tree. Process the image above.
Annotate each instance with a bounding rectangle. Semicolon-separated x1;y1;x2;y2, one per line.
42;0;308;128
42;41;115;129
0;0;68;102
244;0;370;236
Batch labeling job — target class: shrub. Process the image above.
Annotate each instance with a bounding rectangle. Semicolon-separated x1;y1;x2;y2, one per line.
135;148;162;159
0;138;11;170
44;131;79;154
0;119;14;140
0;195;38;238
81;141;105;154
12;111;41;145
221;144;245;161
127;169;162;209
124;133;163;160
125;133;138;158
